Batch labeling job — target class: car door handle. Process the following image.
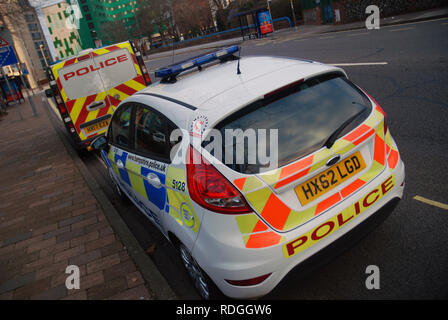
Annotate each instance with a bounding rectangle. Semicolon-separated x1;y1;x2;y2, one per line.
145;173;162;189
116;159;124;169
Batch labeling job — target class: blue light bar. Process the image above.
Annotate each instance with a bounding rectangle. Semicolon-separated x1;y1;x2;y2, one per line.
155;45;239;80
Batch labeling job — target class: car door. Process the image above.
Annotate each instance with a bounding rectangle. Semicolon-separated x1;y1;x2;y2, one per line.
123;103;173;232
107;103;134;194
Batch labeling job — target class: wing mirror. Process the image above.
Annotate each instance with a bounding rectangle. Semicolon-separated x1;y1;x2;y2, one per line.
45;89;53;97
91;136;108;150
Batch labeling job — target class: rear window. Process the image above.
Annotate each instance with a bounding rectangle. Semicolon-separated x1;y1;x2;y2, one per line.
211;73;372;174
95;48;137;90
57;48;137;100
59;59;104;100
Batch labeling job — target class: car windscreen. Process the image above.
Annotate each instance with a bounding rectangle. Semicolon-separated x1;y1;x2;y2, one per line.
209;73;372;174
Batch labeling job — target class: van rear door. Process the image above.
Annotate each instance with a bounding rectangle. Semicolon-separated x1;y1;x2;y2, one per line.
94;42;147;110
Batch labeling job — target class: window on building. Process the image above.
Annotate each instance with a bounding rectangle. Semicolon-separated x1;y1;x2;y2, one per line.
86;14;92;20
34;41;44;49
24;13;34;22
88;22;94;29
28;23;38;31
31;32;41;40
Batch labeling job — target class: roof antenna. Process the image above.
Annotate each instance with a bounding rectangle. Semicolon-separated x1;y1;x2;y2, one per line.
237;46;242;75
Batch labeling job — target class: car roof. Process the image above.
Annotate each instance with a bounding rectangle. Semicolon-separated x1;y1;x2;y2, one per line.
134;56;345;127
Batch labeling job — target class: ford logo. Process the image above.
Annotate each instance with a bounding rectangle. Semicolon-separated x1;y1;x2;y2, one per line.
326;155;341;167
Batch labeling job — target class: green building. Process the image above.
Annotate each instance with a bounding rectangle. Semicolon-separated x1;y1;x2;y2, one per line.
76;0;144;46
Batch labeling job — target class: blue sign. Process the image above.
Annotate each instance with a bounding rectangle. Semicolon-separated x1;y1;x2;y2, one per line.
0;46;19;67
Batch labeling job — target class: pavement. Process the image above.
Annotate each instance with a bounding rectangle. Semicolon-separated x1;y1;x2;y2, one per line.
0;95;175;300
144;6;448;62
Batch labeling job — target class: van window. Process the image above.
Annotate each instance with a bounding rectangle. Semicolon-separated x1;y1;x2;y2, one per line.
58;59;104;100
94;48;137;91
58;47;137;100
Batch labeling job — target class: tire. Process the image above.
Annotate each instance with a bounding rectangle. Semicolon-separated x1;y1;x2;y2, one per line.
179;244;222;300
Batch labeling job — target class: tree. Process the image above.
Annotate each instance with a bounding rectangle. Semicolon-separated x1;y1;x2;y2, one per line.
172;0;214;37
135;0;174;45
100;19;129;44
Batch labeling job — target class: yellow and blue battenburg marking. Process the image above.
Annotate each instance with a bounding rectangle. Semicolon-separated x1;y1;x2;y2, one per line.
165;167;200;233
105;147;200;233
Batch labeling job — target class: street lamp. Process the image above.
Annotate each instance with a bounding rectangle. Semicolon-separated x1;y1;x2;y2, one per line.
289;0;297;30
39;44;48;67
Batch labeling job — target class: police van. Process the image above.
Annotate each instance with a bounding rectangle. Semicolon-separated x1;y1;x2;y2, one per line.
46;41;151;151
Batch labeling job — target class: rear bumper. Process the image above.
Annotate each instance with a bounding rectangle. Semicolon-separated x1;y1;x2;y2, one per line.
192;157;405;299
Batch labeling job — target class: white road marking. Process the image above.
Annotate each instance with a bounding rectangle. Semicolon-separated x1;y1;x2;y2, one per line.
389;27;415;32
413;195;448;210
329;62;388;66
319;36;335;39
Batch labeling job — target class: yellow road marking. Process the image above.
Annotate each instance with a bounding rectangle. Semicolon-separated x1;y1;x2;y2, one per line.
413;195;448;210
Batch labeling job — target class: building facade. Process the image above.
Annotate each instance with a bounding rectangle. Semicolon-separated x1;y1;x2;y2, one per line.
42;2;83;60
77;0;143;46
0;0;52;88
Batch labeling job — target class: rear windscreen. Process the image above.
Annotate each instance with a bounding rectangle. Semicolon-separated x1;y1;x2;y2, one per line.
95;48;137;90
58;48;138;100
58;59;104;100
211;73;372;174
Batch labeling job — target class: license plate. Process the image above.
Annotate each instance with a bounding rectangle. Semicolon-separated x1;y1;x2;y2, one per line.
295;151;366;205
83;119;110;135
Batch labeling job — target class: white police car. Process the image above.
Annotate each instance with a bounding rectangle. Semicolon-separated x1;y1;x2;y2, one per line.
92;46;405;299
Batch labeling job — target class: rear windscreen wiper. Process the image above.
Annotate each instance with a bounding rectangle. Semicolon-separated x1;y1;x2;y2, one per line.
323;108;367;149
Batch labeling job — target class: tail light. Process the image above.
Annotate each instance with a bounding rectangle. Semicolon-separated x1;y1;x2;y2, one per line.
186;146;252;214
58;104;67;115
139;57;151;85
143;73;151;85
